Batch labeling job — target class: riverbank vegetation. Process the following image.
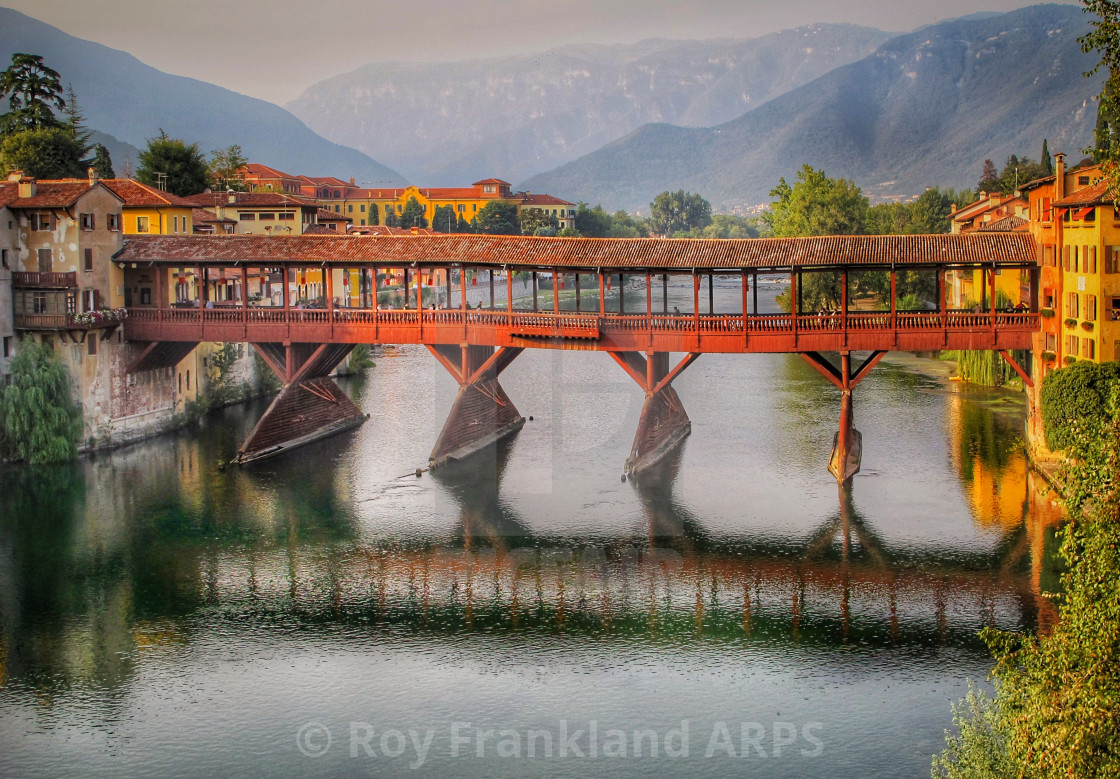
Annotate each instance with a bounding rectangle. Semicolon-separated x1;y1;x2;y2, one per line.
933;362;1120;777
0;342;81;464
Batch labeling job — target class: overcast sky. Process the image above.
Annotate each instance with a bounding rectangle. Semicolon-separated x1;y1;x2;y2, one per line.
4;0;1073;105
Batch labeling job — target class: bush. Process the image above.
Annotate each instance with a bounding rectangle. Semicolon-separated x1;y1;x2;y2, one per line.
1039;360;1120;451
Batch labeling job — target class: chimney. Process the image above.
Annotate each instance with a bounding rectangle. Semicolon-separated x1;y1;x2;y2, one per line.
349;177;355;185
1055;152;1066;200
410;226;419;235
17;176;35;198
88;167;98;186
227;189;237;205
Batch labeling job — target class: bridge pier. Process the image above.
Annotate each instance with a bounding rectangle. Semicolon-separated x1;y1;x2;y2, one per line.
428;345;525;467
800;351;885;484
236;342;365;464
610;351;700;475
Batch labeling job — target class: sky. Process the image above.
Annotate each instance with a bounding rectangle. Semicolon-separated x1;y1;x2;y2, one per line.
3;0;1073;105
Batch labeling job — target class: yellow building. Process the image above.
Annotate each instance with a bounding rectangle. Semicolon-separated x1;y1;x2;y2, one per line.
100;179;195;235
1049;174;1120;364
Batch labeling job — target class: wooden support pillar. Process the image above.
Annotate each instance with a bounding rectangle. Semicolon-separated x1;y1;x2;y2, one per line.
692;273;700;331
427;345;526;466
889;269;897;347
609;350;700;474
990;262;998;339
800;350;884;484
753;271;758;315
841;269;848;346
507;268;513;313
646;272;653;342
708;273;714;314
939;269;947;344
575;273;581;312
553;267;559;314
790;271;798;339
662;274;668;314
599;272;605;316
532;271;538;312
619;274;625;314
326;265;334;337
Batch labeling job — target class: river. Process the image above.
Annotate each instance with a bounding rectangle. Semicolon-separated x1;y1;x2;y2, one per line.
0;281;1063;777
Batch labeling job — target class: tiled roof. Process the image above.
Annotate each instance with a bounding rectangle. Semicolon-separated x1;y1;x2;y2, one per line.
974;215;1028;232
101;179;196;207
348;225;435;236
192;208;235;224
519;193;574;207
473;178;510;186
114;233;1039;271
245;163;297;179
8;181;121;208
302;224;340;234
316;208;351;222
0;182;19;208
1053;180;1113;208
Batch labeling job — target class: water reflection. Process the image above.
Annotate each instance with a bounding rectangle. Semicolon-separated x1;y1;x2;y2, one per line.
0;349;1068;777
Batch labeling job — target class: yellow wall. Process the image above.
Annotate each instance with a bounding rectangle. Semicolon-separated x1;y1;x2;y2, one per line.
121;207;193;236
1058;204;1120;363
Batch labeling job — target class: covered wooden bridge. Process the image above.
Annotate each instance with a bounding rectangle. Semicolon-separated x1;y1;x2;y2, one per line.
116;233;1040;479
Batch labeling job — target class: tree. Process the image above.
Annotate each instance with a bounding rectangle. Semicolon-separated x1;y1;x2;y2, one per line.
62;84;92;165
399;196;428;229
1040;138;1053;175
573;203;612;237
384;204;400;228
90;143;114;179
649;190;712;235
0;342;82;464
0;127;86;179
431;204;457;233
1082;0;1120;187
763;164;868;238
208;144;248;191
455;213;472;233
978;159;999;192
519;207;559;236
137;130;209;196
472;200;519;234
0;53;65;137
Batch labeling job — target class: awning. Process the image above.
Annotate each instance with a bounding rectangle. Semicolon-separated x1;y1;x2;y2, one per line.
1075;207;1095;220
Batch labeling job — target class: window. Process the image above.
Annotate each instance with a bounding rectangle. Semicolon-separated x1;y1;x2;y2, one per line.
1;249;7;269
1087;246;1098;274
31;212;52;231
483;184;495;194
1112;296;1120;320
1109;247;1120;273
333;191;341;198
238;212;256;221
347;205;353;213
82;289;100;312
1042;245;1054;266
84;248;93;272
37;248;51;273
87;336;97;356
457;204;465;213
1045;332;1056;351
136;216;149;233
1085;208;1097;223
33;292;47;314
360;219;366;226
360;204;366;212
1079;175;1091;186
1066;334;1080;355
1066;291;1080;318
140;288;152;305
1039;197;1052;222
1085;339;1096;359
1088;294;1097;321
80;212;94;230
259;212;275;221
186;370;190;391
2;336;9;359
472;204;478;212
107;213;120;231
278;212;295;221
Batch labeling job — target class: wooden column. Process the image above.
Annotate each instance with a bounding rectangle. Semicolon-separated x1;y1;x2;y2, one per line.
242;265;249;334
403;268;410;310
741;270;748;346
619;274;625;314
662;274;668;314
889;269;897;347
841;269;848;345
646;272;653;346
575;273;581;312
990;262;998;338
708;272;714;314
489;269;495;310
507;268;514;313
417;266;424;339
692;273;700;337
790;271;798;339
198;265;205;324
599;272;605;316
532;272;538;312
753;271;758;315
553;267;559;315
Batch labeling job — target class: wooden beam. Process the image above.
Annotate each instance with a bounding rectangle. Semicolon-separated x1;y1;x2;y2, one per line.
999;350;1034;387
849;351;886;389
426;343;465;383
800;351;844;389
608;351;649;390
466;346;524;384
650;352;701;396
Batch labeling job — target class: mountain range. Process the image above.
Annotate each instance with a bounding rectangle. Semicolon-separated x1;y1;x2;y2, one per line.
521;4;1103;212
287;25;894;186
0;8;405;186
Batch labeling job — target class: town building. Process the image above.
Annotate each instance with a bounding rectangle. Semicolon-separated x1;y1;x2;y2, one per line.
183;191;322;236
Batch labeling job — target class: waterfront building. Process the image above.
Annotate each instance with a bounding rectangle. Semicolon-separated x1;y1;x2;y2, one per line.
0;171;200;446
945;192;1030;308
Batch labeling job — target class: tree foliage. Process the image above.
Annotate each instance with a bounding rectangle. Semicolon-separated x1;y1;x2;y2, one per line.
648;190;712;235
90;143;114;179
519;207;559;236
398;196;428;229
0;53;65;136
867;187;964;235
137;130;210;196
0;342;82;464
472;200;519;234
208;144;248;191
0;127;86;179
1039;359;1120;450
431;204;457;232
1081;0;1120;187
764;164;868;238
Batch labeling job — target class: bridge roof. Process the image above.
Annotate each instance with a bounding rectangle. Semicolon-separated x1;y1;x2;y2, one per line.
114;232;1038;271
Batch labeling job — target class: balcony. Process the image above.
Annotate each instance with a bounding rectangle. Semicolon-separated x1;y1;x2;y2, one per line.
14;308;127;332
12;271;77;289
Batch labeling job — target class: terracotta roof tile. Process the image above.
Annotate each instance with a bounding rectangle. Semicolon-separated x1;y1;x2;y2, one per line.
8;181;116;208
114;233;1039;271
183;191;319;208
974;215;1028;232
519;193;574;207
316;208;351;222
1053;180;1113;208
101;179;195;207
192;208;235;224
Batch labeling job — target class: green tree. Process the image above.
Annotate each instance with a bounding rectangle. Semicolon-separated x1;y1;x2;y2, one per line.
573;203;612;237
519;207;559;235
431;204;457;233
0;342;82;464
137;130;210;196
1040;138;1053;175
208;144;248;191
610;210;651;237
649;190;712;235
62;84;92;160
1082;0;1120;185
0;127;86;178
90;143;114;178
763;164;868;238
384;204;400;228
473;200;519;234
0;53;65;137
399;196;428;229
455;213;472;233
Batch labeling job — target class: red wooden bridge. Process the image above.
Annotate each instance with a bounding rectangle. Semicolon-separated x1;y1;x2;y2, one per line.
116;233;1039;480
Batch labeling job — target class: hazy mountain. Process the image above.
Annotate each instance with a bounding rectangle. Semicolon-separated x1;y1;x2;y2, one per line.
522;4;1103;213
0;8;405;185
287;25;894;185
